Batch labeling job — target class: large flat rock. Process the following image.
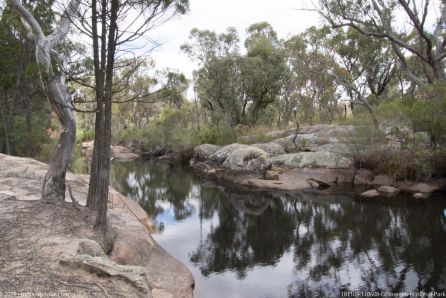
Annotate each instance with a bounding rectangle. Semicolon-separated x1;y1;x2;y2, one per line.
0;153;194;297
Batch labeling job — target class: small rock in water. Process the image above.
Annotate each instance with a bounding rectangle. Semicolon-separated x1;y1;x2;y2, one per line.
308;180;320;188
410;183;437;194
360;189;380;198
378;186;400;197
413;192;431;199
206;169;217;175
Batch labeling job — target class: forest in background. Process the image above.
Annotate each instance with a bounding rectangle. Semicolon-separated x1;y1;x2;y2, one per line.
1;0;446;180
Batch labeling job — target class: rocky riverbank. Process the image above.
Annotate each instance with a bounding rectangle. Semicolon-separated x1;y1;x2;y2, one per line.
0;153;194;297
188;125;446;199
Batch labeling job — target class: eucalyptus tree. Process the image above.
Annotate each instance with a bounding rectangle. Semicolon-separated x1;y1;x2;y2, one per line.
182;27;244;125
284;27;342;125
327;28;397;126
8;0;80;202
0;1;58;157
242;22;290;124
315;0;446;87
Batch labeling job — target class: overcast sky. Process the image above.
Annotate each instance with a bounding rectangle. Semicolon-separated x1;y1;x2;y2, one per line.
147;0;322;81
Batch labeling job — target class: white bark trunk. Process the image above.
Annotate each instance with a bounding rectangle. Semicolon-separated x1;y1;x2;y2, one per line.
9;0;80;202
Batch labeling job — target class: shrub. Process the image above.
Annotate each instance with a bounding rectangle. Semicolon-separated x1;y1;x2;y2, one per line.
76;129;95;143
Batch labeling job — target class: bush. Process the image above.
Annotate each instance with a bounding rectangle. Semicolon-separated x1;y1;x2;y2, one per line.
341;99;446;180
410;83;446;146
76;129;95;143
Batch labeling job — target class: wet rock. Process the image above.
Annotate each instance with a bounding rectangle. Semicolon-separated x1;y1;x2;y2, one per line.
291;168;355;184
354;169;374;185
308;178;330;187
223;147;270;172
252;142;286;156
241;177;311;191
410;183;438;193
371;175;393;186
190;162;213;173
413;192;431;199
206;168;217;175
265;170;279;180
192;144;221;162
378;186;400;197
308;179;320;188
210;143;248;163
270;152;353;169
360;189;380;198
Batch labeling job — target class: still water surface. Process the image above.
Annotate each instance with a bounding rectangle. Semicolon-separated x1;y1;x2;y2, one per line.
110;159;446;297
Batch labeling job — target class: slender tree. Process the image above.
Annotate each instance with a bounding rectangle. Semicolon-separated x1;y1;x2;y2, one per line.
70;0;189;235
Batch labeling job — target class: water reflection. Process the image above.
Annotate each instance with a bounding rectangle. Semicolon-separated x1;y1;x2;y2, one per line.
110;160;446;297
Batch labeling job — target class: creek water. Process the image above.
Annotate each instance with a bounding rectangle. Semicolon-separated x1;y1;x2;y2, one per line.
109;159;446;297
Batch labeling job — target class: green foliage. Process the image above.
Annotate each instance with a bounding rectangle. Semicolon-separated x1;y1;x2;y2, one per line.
341;99;446;180
10;114;54;158
410;83;446;146
69;145;90;174
76;128;95;142
113;105;236;153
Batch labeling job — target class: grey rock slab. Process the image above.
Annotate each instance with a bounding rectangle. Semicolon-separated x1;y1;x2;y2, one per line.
223;146;270;172
270;152;353;169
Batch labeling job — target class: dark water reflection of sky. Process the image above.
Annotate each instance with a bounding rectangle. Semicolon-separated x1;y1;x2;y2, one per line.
110;159;446;298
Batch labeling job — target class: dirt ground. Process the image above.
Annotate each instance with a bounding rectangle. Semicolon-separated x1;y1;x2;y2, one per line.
0;154;194;298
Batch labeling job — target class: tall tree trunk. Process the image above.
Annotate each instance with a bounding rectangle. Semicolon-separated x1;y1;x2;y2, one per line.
87;0;118;237
10;0;80;202
87;0;107;210
95;0;118;234
0;89;11;155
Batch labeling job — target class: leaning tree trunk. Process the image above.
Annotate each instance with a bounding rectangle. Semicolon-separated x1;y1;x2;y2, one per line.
9;0;80;202
41;76;76;202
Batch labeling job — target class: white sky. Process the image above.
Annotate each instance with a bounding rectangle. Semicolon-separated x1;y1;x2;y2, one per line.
147;0;322;83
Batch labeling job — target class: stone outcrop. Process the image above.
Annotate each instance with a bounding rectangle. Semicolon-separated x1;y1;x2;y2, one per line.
210;143;248;163
189;124;444;196
252;142;286;156
192;144;221;162
270;152;353;169
223;147;270;172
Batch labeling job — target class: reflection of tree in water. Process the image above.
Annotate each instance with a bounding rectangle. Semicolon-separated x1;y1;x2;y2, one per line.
191;188;446;293
190;191;296;278
110;160;196;224
110;160;446;293
287;195;446;296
